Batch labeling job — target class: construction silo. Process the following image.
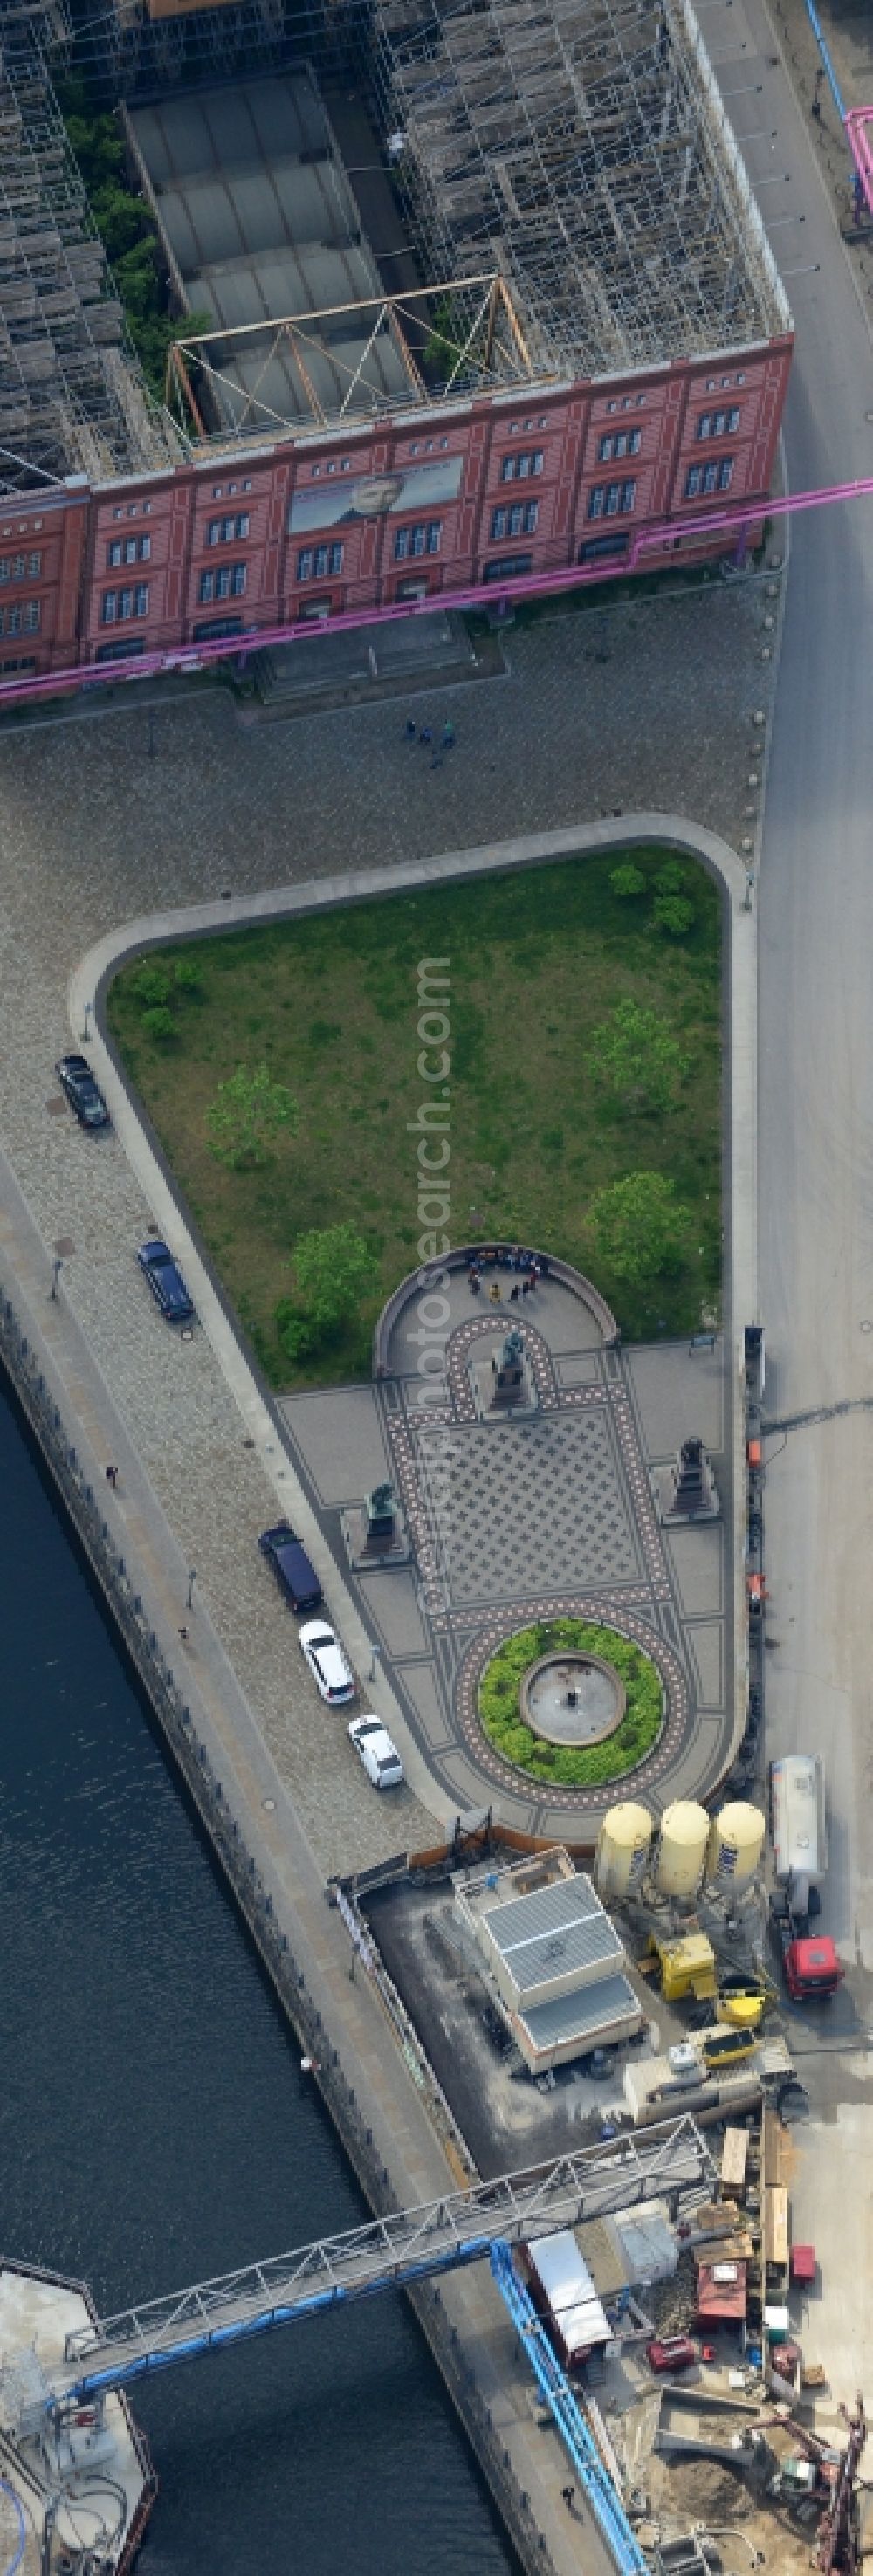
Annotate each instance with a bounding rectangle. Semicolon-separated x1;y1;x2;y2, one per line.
656;1802;709;1899
594;1803;653;1900
705;1802;766;1895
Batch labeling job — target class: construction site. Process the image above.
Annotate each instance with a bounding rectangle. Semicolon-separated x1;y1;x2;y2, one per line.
0;0;791;687
342;1783;870;2575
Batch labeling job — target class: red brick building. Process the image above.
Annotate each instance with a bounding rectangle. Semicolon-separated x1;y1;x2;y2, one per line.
0;3;794;695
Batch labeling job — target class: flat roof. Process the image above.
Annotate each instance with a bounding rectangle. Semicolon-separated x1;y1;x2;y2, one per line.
519;1971;640;2053
526;2229;611;2351
131;74;416;429
482;1871;623;1996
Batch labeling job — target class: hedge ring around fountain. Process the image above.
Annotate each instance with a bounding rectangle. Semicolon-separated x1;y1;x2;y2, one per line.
478;1618;664;1789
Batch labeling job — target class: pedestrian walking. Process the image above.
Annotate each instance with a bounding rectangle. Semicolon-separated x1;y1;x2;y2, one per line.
510;1282;520;1302
442;718;455;749
488;1281;502;1304
419;725;432;745
105;1463;118;1489
404;718;416;738
178;1625;189;1643
430;750;442;769
561;2486;574;2512
521;1276;531;1297
527;1266;538;1291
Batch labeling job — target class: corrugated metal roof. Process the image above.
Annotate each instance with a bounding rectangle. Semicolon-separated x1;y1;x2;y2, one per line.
519;1972;640;2051
485;1872;622;1996
611;2202;677;2288
526;2230;610;2353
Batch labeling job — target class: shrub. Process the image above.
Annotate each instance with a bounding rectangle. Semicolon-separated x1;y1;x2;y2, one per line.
653;894;695;937
174;957;202;998
141;1005;175;1042
131;962;171;1009
610;862;647;899
478;1618;663;1787
654;860;685;896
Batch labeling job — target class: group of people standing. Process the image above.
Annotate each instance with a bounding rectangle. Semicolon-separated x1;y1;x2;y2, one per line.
467;1244;543;1302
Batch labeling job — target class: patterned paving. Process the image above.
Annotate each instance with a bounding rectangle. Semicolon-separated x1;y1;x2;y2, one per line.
415;1405;643;1605
379;1293;705;1810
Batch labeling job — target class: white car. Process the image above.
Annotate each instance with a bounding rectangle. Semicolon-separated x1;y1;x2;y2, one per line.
348;1714;404;1789
299;1618;356;1705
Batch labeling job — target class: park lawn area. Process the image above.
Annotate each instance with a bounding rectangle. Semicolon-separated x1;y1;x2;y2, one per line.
107;847;723;1389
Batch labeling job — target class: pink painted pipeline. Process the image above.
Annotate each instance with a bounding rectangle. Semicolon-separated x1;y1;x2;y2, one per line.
2;471;872;712
845;106;873;217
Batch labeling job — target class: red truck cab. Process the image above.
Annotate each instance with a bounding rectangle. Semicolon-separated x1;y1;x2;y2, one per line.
783;1934;843;2002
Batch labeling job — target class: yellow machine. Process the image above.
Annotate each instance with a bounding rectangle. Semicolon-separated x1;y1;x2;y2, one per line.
643;1934;775;2027
700;2024;758;2071
643;1931;717;2004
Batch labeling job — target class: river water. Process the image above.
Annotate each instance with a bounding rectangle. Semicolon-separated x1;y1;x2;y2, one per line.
0;1371;517;2576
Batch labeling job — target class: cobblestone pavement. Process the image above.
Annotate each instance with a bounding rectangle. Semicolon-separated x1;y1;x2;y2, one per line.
0;580;762;1878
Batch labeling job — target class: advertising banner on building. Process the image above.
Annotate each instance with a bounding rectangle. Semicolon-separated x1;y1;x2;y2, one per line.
288;453;464;533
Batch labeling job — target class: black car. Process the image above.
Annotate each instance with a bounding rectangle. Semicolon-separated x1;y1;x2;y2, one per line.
136;1238;195;1323
55;1054;110;1130
258;1522;322;1613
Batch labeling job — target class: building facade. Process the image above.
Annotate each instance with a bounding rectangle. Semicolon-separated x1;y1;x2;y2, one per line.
0;0;794;696
0;333;792;684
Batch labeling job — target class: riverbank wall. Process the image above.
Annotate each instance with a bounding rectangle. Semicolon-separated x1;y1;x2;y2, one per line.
0;1274;567;2576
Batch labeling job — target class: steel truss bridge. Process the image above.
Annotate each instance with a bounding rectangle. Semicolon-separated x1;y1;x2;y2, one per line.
53;2118;713;2408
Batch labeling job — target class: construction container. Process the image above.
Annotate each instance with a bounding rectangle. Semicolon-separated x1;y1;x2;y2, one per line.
705;1802;766;1894
594;1803;653;1899
656;1802;709;1898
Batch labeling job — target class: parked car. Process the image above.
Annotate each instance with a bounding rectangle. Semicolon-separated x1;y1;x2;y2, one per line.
299;1619;356;1705
258;1523;322;1614
645;2336;698;2376
347;1714;404;1789
136;1238;195;1323
55;1053;110;1130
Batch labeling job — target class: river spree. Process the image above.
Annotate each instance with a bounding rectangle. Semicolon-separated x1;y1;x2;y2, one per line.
0;1371;517;2575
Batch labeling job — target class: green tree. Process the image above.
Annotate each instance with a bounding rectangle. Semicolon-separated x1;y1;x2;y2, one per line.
141;1005;175;1043
586;998;689;1116
588;1171;691;1286
207;1063;298;1169
277;1223;379;1361
609;862;646;900
131;961;171;1009
655;860;685;896
653;894;695;937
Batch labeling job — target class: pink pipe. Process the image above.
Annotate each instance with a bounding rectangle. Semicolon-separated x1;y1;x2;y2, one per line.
844;106;873;215
2;469;871;713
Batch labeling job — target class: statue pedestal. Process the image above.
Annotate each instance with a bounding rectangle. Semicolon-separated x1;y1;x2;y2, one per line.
468;1337;539;1423
340;1502;413;1570
653;1435;720;1525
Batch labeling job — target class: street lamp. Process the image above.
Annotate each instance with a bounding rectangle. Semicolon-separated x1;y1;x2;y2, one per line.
80;999;92;1043
186;1567;196;1611
50;1257;63;1300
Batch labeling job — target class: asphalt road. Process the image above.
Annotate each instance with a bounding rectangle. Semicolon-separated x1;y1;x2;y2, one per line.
709;0;873;2401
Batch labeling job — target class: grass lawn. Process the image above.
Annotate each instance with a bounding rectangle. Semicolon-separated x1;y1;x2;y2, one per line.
107;847;722;1388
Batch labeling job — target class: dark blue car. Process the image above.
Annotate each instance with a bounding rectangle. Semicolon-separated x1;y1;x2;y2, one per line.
137;1238;195;1323
258;1522;322;1613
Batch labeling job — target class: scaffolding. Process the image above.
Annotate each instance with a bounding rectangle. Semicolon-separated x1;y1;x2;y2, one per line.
368;0;789;376
0;0;177;494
